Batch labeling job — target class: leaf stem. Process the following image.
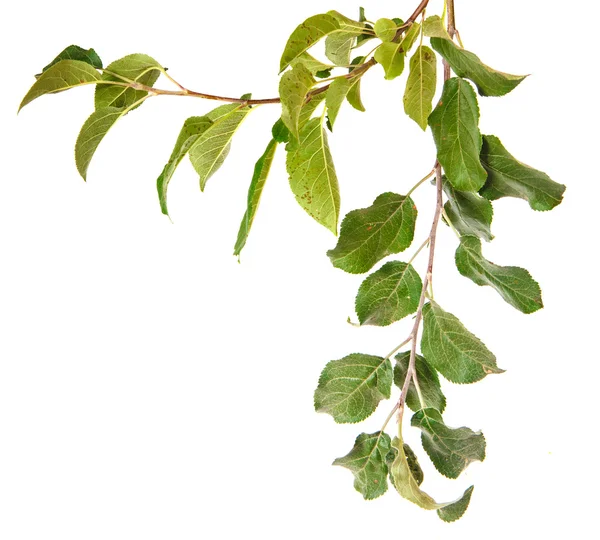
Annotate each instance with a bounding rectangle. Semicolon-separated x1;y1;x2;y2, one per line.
406;166;436;197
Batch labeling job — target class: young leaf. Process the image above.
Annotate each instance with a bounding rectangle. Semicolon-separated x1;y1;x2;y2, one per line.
421;301;504;384
326;78;352;129
443;181;494;241
431;38;526;97
289;52;333;76
411;408;486;479
404;45;437;130
374;42;405;80
355;261;422;326
374;18;397;42
423;16;451;40
455;236;543;314
40;45;102;75
479;135;566;211
279;14;340;73
156;116;214;216
279;63;315;139
398;22;421;55
189;102;252;191
333;431;392;500
437;486;474;522
95;53;162;110
325;11;366;66
429;78;487;192
19;60;101;111
314;353;392;424
394;352;446;413
327;193;417;274
233;139;278;257
285;117;340;234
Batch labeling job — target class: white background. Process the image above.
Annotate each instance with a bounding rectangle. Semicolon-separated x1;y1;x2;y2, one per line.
1;1;598;538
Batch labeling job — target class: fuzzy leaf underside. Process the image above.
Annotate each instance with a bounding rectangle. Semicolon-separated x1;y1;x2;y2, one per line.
443;181;494;241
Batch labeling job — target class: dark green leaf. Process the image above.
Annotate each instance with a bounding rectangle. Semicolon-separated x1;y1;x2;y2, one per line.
394;352;446;413
280;63;315;139
19;60;101;111
402;443;424;486
316;69;333;79
443;180;494;241
374;42;405;80
431;38;526;97
233;139;278;258
480;135;566;211
359;7;367;23
421;301;504;384
40;45;102;75
333;431;392;500
157;116;214;216
437;486;474;522
455;236;543;314
404;45;437;130
429;77;487;192
286;117;340;234
411;408;486;479
374;18;397;42
314;353;392;424
355;261;422;326
423;16;451;40
327;193;417;274
272;118;291;143
325;78;352;128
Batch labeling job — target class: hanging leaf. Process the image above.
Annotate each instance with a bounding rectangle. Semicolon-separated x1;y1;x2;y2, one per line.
286;117;340;234
279;63;315;139
374;42;405;80
314;353;392;424
19;60;101;111
327;193;417;274
411;408;486;479
431;38;527;97
398;22;421;55
423;16;451;40
479;135;566;211
325;11;366;66
271;118;291;143
39;45;102;76
438;486;474;522
355;261;422;326
429;77;487;192
394;352;446;413
404;45;437;130
443;181;494;241
455;236;543;314
326;78;352;129
333;431;392;500
347;56;366;111
421;301;504;384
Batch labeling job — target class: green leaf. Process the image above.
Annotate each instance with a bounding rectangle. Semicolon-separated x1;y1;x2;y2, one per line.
156;116;213;216
19;60;101;111
374;42;405;80
429;77;487;192
431;38;527;97
421;301;504;384
455;236;543;314
347;79;366;111
443;180;494;241
289;52;333;76
40;45;102;75
398;22;421;55
401;443;425;486
411;408;486;479
95;53;162;109
423;16;451;40
374;18;397;42
326;78;352;129
314;353;392;424
403;45;437;130
359;7;367;23
325;11;366;66
279;63;315;140
355;261;422;326
298;90;327;129
333;431;392;500
233;139;278;258
279;14;340;73
271;118;291;143
437;486;474;522
285;117;340;234
327;193;417;274
479;135;566;211
189;102;252;191
394;352;446;413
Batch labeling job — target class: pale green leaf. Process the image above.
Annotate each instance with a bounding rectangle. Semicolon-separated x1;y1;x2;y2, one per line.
355;261;422;326
455;236;543;314
412;408;485;479
189;102;252;191
423;16;451;40
404;45;437;130
398;22;421;55
325;11;366;66
374;18;397;42
333;431;392;500
233;139;278;257
285;117;340;234
394;352;446;413
314;353;392;424
437;486;474;522
19;60;101;111
40;45;102;75
280;63;315;139
289;52;334;76
347;79;366;111
429;78;487;192
326;78;352;128
298;90;327;129
421;301;504;384
480;135;566;211
156;116;213;216
443;181;494;241
95;53;162;110
279;14;340;73
431;38;526;97
327;193;417;274
374;42;405;80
